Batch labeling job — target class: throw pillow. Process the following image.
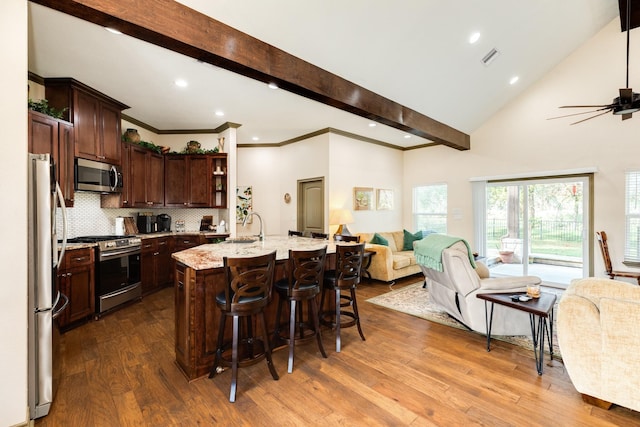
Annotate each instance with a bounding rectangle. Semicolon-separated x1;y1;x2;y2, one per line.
370;233;389;246
402;229;423;251
475;261;490;279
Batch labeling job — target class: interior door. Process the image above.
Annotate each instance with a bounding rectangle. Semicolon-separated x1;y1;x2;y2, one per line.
298;178;324;234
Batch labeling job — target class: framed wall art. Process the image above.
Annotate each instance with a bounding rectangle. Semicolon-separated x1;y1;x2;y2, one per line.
376;189;394;210
353;187;374;211
236;186;253;223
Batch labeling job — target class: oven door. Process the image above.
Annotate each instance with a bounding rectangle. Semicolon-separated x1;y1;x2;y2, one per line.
97;249;141;295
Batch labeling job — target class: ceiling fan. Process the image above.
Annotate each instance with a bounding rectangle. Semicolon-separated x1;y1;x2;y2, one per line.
550;0;640;125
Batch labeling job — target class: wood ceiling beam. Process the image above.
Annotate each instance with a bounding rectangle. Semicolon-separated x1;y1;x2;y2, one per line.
31;0;470;150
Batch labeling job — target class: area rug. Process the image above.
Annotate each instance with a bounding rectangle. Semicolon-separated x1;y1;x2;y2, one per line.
366;282;561;358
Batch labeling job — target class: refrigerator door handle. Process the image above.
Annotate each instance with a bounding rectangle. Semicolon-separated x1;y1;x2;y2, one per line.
53;182;68;269
52;292;69;320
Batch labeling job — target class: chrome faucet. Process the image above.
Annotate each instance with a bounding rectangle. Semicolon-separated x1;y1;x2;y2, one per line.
242;211;264;241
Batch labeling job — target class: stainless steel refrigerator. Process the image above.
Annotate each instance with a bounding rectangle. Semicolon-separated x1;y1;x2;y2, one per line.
28;153;68;419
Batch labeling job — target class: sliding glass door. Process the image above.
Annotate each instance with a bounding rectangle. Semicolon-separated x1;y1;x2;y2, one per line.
485;176;590;287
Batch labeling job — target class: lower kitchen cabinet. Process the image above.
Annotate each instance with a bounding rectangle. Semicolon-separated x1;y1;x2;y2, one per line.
141;237;173;295
173;235;204;253
57;247;95;330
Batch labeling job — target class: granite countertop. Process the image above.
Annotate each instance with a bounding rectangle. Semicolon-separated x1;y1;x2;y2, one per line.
138;231;230;239
172;235;345;270
61;242;97;250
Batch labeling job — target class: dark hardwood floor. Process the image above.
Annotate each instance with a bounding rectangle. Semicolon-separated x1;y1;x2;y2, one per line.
37;275;640;426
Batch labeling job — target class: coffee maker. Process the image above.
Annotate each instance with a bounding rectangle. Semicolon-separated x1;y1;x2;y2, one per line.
156;213;172;232
137;213;157;233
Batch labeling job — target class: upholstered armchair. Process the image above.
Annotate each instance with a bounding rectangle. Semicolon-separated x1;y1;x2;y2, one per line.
417;240;541;335
558;277;640;412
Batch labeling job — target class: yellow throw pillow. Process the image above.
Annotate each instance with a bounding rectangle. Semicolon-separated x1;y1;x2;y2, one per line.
475;261;490;279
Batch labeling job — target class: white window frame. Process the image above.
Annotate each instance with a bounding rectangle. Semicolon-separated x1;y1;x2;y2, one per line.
412;183;447;234
625;171;640;262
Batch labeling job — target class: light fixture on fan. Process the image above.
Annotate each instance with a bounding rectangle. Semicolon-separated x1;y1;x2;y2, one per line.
549;0;640;124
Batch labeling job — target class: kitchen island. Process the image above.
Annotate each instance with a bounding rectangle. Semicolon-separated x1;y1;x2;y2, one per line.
171;236;343;380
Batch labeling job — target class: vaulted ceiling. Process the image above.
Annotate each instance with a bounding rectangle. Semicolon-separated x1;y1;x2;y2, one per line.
28;0;620;149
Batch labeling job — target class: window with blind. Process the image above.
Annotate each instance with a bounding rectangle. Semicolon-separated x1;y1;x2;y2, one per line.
625;171;640;262
413;184;447;233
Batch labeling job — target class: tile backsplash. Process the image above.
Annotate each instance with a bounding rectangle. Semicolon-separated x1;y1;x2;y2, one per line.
57;192;228;238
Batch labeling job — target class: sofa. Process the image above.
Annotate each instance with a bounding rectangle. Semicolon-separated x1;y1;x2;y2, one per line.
355;231;423;283
558;277;640;412
416;237;541;335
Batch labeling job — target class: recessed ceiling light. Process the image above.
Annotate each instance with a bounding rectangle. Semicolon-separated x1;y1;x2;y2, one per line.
174;79;188;88
404;135;411;139
469;32;480;44
252;137;259;141
268;82;279;89
509;76;519;85
369;123;377;127
215;111;224;117
105;27;122;35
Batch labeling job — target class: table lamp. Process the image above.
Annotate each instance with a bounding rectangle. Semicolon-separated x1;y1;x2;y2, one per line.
329;209;354;236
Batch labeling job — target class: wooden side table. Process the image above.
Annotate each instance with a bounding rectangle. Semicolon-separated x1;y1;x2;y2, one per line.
476;292;556;375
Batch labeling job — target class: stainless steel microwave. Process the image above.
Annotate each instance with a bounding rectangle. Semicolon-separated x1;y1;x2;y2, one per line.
74;158;123;193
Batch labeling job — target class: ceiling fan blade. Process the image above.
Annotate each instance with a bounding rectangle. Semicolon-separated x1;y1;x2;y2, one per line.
620;88;633;104
622;113;633;120
547;107;612;120
569;109;613;125
559;104;613;108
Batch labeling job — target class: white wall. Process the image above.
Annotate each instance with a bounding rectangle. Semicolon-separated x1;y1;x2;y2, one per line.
280;134;330;232
237;132;404;238
404;18;640;276
329;134;403;235
1;0;28;424
237;146;287;236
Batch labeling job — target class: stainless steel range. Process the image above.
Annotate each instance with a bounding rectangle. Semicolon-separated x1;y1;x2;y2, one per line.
67;235;142;316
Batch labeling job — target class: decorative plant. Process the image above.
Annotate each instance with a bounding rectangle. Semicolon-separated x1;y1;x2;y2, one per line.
136;140;163;154
28;98;67;119
175;140;219;154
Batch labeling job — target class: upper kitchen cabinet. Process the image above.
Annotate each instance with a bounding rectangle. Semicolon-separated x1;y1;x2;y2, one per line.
211;154;227;209
164;154;213;208
44;78;128;165
130;143;165;207
28;110;75;207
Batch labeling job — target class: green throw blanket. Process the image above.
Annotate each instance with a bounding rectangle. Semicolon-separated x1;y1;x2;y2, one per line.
414;234;476;272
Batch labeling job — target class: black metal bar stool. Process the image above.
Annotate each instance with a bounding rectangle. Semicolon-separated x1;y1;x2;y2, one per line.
319;243;366;352
209;251;279;402
272;246;328;373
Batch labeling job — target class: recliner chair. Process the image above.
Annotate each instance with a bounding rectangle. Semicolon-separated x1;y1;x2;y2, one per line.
418;240;541;335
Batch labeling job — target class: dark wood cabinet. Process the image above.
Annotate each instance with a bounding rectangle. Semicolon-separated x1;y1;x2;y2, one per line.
28;110;75;207
141;237;173;295
174;235;204;253
57;247;95;330
45;77;128;165
101;141;133;208
212;154;228;209
164;154;212;208
130;144;165;207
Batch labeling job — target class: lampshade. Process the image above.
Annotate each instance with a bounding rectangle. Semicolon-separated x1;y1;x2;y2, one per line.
329;209;354;226
329;209;354;236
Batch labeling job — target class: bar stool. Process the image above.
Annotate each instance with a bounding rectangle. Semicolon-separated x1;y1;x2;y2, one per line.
272;246;328;373
319;243;366;352
209;251;279;402
333;234;360;243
